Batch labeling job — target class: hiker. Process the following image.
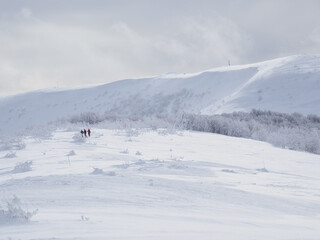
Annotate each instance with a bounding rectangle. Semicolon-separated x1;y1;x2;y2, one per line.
84;129;87;137
88;129;91;137
80;130;84;137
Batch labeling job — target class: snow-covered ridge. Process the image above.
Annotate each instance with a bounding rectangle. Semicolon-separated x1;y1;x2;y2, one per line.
1;55;320;133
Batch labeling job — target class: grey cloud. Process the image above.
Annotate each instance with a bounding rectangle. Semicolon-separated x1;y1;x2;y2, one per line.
0;0;320;95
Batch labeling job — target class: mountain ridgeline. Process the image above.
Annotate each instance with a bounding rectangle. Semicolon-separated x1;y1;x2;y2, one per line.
1;55;320;134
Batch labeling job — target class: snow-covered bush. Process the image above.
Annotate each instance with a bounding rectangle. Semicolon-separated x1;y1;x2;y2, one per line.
81;215;90;221
67;112;174;132
66;109;320;154
0;138;26;151
70;112;103;124
256;168;268;173
91;167;116;176
14;141;26;150
307;114;320;124
3;152;17;158
303;130;320;153
105;171;116;176
125;128;141;137
0;196;38;225
67;150;76;156
91;167;104;175
12;161;32;173
180;110;320;154
120;149;129;154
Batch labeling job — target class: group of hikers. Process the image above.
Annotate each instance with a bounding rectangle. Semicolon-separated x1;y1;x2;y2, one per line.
80;129;91;137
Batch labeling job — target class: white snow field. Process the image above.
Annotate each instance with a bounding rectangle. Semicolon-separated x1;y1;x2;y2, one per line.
1;54;320;134
1;129;320;240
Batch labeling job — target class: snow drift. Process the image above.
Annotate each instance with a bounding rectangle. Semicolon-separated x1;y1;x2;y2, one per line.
1;129;320;239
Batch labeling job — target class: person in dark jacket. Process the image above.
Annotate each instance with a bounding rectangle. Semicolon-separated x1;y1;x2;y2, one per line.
84;129;87;137
80;130;84;137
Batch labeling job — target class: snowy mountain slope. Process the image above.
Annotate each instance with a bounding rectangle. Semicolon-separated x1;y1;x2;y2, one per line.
0;129;319;239
1;55;320;134
209;55;320;114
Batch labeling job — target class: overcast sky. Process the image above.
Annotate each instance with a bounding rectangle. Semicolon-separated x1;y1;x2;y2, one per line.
1;0;320;96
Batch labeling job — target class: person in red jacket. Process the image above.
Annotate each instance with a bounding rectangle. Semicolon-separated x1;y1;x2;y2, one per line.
88;129;91;137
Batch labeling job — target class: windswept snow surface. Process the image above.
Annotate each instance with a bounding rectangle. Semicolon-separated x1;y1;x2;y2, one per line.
0;129;319;239
1;55;320;134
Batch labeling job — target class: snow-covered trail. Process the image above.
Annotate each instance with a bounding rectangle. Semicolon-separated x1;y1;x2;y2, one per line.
0;129;319;240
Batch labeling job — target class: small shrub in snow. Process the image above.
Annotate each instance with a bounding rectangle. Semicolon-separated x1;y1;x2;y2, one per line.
134;159;146;165
221;169;237;173
91;167;104;175
12;161;32;173
121;160;130;169
0;196;38;225
148;179;154;186
0;139;26;151
14;141;26;150
256;168;269;173
67;150;76;156
81;215;90;221
91;167;116;176
3;152;17;158
105;171;116;176
120;149;129;154
135;151;142;156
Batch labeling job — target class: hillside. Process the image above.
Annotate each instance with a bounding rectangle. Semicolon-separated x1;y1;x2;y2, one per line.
1;55;320;134
1;129;319;239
